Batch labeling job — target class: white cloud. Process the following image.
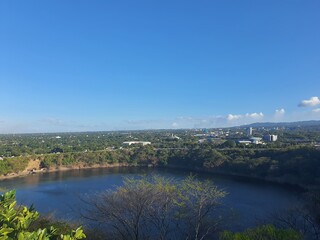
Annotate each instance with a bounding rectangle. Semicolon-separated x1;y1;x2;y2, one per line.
312;108;320;113
227;114;242;121
245;112;264;119
274;108;285;120
298;96;320;107
227;112;264;121
221;112;264;127
275;108;285;114
172;122;178;128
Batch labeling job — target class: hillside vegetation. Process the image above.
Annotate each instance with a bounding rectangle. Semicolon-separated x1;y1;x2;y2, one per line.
1;145;319;188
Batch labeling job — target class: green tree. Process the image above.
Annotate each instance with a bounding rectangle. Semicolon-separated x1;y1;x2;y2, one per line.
0;190;86;240
220;140;236;148
81;174;226;240
220;224;302;240
179;175;227;240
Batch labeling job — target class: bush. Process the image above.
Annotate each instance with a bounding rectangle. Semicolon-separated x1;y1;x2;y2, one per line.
220;224;302;240
0;190;86;240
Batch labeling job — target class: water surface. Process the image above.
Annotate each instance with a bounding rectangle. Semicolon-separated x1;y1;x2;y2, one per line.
0;167;303;230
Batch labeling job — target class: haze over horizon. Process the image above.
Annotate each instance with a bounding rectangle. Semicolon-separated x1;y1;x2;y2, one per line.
1;1;320;133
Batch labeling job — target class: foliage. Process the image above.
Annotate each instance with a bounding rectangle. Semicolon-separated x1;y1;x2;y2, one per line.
270;190;320;240
220;224;302;240
0;190;86;240
81;174;226;240
1;143;320;187
179;175;227;240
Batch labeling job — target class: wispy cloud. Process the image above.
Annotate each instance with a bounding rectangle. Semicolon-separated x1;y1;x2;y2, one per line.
0;121;32;134
171;122;179;128
246;112;264;119
275;108;285;114
37;117;110;132
174;115;226;128
227;112;264;121
122;114;268;129
2;104;320;133
124;119;157;125
41;117;67;126
226;114;242;121
169;112;265;129
298;96;320;107
274;108;285;120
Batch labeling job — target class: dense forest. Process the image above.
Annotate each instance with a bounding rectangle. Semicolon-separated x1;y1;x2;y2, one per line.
1;144;319;188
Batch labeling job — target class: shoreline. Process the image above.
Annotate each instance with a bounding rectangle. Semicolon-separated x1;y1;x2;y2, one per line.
0;162;139;181
0;162;315;191
161;164;310;191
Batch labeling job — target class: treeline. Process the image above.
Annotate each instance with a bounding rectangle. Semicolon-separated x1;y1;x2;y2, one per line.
1;144;320;187
2;125;319;158
0;131;194;157
168;145;320;186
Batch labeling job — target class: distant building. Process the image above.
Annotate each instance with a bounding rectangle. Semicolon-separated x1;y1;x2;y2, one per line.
247;127;253;136
122;141;151;146
263;135;271;142
263;134;278;142
169;134;181;140
238;140;252;145
250;137;263;144
194;134;208;137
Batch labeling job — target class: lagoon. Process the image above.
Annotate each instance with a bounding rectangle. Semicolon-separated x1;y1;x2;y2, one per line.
0;167;303;231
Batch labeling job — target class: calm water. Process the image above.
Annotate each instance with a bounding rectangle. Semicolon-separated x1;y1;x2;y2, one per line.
0;167;303;230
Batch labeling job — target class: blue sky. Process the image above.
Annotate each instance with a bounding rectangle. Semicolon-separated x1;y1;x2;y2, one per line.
1;0;320;133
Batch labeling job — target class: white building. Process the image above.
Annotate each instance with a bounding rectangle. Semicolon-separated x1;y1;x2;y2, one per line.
122;141;151;146
169;134;181;140
263;134;278;142
271;135;277;141
250;137;263;144
238;140;252;145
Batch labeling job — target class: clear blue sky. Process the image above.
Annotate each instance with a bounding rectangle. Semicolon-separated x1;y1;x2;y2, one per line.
1;0;320;133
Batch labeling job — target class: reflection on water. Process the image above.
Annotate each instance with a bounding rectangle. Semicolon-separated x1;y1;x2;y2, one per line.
0;167;303;230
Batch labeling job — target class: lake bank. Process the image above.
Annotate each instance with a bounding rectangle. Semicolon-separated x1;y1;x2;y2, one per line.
0;159;313;192
1;146;319;191
163;164;310;191
0;161;135;181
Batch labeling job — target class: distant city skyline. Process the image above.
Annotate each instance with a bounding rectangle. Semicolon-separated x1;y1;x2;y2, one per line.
1;1;319;133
